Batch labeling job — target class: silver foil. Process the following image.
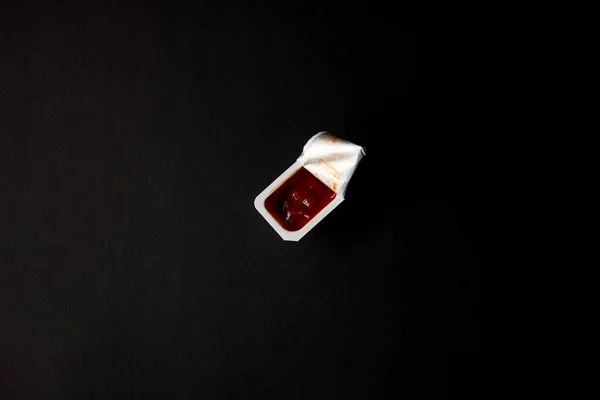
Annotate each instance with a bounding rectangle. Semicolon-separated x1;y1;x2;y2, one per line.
297;132;365;197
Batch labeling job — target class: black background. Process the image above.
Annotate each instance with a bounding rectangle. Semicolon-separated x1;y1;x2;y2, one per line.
1;2;480;399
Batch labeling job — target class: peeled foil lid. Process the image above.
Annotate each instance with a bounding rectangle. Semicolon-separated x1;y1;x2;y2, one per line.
297;132;365;197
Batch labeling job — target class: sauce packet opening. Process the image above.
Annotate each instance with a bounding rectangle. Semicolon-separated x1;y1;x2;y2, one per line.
254;132;365;241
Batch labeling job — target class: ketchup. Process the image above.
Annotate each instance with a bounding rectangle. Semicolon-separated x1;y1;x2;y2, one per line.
264;167;336;231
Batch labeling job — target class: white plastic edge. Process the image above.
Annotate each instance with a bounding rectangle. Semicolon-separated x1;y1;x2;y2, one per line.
254;161;345;241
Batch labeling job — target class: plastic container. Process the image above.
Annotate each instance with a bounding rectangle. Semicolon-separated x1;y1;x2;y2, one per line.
254;132;365;241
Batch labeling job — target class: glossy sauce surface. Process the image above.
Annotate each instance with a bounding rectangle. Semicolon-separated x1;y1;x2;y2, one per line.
264;167;336;231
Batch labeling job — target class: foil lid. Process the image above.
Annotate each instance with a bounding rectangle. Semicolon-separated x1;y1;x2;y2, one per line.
297;132;365;197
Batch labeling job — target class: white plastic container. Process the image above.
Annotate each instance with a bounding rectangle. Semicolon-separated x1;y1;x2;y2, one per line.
254;132;365;241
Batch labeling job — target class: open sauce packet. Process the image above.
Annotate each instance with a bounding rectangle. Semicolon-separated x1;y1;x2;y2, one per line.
254;132;365;241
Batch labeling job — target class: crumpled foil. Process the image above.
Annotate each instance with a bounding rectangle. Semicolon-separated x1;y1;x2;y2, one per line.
297;132;365;197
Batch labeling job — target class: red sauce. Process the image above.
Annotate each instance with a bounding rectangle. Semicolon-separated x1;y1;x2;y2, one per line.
264;167;337;231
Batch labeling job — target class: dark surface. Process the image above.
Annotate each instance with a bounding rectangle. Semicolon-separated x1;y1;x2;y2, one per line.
1;3;479;399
